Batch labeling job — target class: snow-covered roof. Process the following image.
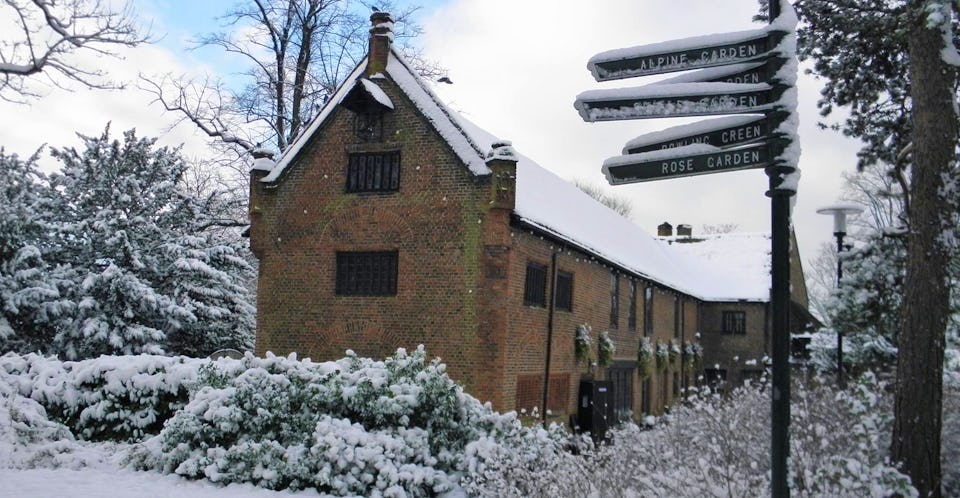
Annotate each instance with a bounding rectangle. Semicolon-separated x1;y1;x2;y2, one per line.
657;233;772;301
257;47;770;302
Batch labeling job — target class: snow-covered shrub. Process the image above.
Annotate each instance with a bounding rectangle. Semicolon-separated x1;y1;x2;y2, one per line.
597;331;614;368
574;323;591;364
0;352;206;442
655;340;669;371
461;373;918;497
638;337;653;378
131;346;532;496
0;352;108;470
668;339;681;366
458;421;593;497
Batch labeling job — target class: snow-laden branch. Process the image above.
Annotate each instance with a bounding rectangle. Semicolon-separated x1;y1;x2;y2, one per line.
0;0;148;102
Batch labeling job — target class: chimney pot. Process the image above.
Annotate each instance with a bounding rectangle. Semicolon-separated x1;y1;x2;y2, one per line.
657;222;673;237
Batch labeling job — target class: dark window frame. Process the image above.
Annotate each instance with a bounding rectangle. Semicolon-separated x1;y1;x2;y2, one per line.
555;271;574;312
609;273;620;328
523;262;548;307
627;279;637;331
644;286;654;337
335;250;398;296
722;310;747;335
674;296;682;339
345;150;401;193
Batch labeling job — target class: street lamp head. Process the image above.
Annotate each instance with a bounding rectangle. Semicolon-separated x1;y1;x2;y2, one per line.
817;203;864;235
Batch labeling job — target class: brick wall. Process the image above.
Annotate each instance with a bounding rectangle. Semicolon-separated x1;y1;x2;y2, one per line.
251;72;505;406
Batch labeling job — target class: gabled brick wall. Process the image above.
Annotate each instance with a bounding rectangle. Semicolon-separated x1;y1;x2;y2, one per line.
250;70;507;406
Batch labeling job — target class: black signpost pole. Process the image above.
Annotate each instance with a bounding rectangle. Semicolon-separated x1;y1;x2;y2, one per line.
766;4;791;498
576;3;797;492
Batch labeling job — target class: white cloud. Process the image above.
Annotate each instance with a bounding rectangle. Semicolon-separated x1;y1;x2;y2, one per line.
420;0;864;272
0;26;220;172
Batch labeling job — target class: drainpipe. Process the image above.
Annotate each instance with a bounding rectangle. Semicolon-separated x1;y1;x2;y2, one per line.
542;250;559;425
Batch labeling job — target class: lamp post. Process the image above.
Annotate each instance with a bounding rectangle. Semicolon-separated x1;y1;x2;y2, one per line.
816;203;863;387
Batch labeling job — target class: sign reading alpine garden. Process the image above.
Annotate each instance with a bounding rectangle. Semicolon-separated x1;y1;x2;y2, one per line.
573;2;798;496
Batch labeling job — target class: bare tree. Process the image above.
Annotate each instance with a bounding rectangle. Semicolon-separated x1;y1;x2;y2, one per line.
0;0;147;102
571;178;634;218
140;0;433;157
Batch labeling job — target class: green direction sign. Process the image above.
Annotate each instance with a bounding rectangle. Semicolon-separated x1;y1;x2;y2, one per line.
577;84;786;122
626;112;787;154
590;31;787;81
604;141;774;185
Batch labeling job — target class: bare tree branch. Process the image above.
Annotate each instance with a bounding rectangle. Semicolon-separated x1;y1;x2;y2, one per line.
0;0;148;102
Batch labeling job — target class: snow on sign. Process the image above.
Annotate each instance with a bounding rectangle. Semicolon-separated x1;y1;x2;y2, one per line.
574;8;798;185
587;28;787;81
574;82;785;122
603;141;775;184
623;113;787;154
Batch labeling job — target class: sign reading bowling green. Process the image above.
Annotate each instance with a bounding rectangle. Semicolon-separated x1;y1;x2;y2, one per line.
603;141;773;184
624;113;787;154
589;30;787;81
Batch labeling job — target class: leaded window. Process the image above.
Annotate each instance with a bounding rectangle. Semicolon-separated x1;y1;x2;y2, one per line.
336;251;398;296
346;151;400;193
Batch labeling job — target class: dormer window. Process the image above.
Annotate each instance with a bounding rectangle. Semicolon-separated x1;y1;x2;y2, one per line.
343;78;394;143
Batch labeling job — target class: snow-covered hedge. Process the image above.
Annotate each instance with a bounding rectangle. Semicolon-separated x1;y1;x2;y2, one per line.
129;346;570;497
1;352;205;442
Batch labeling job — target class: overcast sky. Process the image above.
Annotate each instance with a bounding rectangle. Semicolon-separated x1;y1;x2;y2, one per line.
0;0;866;276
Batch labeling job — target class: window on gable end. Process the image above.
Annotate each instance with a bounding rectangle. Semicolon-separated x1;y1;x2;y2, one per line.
336;251;398;296
346;151;400;193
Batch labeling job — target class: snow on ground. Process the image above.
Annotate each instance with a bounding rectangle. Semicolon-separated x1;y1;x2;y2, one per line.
0;467;326;498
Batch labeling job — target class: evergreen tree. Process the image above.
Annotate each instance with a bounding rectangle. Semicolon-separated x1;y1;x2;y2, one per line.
795;1;960;493
0;150;75;353
0;126;255;359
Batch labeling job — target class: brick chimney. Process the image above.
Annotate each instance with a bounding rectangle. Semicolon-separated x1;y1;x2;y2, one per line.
677;224;692;237
657;222;673;237
485;140;518;210
367;12;393;76
249;148;275;258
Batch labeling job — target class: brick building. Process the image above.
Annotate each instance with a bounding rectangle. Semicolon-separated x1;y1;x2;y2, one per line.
248;13;814;421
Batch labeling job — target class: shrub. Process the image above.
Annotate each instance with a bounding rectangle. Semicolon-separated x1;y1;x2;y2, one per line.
574;324;592;364
598;331;615;368
1;352;206;442
130;346;531;496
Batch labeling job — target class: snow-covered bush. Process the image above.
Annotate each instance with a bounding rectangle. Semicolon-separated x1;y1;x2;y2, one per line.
0;352;205;442
461;373;920;497
638;337;654;377
130;346;542;496
574;323;591;364
597;331;614;368
655;340;669;371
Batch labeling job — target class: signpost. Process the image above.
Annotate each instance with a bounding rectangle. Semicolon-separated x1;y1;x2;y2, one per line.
575;2;796;496
623;113;786;154
604;141;776;184
575;83;786;122
588;29;787;81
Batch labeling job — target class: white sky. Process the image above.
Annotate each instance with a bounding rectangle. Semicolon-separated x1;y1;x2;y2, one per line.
0;0;866;275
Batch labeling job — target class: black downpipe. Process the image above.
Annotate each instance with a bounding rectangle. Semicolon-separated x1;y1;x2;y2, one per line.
542;251;559;425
